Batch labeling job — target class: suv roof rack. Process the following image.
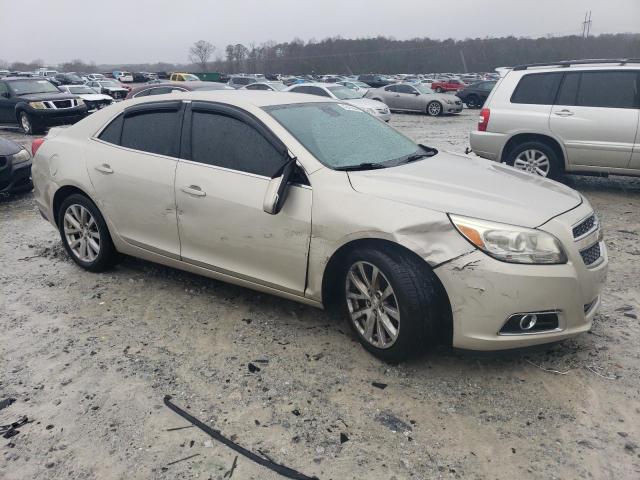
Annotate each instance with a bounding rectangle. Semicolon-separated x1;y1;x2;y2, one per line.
512;58;640;71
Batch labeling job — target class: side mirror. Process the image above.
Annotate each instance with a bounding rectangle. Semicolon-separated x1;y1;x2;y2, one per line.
263;158;296;215
413;91;420;95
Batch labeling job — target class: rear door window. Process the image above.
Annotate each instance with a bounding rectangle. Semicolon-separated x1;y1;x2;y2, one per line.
555;73;580;105
576;71;639;108
120;107;181;156
396;85;416;94
511;73;563;105
190;111;285;177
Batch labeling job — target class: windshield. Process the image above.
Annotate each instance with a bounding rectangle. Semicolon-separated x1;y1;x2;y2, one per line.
267;82;286;91
327;85;361;100
68;85;97;94
8;79;60;95
182;74;199;81
414;85;434;95
265;102;423;170
99;81;121;87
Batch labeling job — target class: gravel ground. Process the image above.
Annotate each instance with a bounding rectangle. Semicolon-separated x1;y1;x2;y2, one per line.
1;109;639;480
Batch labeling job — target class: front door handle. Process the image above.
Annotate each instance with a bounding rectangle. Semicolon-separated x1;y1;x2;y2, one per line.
181;185;206;197
554;109;574;117
95;164;113;174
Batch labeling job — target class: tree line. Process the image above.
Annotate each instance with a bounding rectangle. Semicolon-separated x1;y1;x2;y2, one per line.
2;33;639;75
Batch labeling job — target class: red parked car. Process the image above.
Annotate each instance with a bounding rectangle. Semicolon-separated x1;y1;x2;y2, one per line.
431;78;466;93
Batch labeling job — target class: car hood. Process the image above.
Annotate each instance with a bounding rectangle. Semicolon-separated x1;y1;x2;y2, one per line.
76;93;112;101
344;97;387;109
18;92;77;102
0;137;22;156
347;152;582;228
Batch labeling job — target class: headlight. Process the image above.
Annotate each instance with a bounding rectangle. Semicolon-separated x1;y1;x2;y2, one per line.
450;214;567;264
364;107;377;115
444;99;454;104
29;101;46;109
11;148;31;164
76;98;85;106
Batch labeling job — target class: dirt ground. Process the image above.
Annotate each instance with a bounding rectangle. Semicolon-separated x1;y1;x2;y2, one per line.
1;109;639;480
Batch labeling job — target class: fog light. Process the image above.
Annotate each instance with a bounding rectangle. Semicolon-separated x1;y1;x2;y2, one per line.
499;311;559;335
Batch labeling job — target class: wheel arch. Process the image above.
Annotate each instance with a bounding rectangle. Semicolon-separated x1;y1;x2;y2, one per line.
52;185;98;227
320;237;453;345
501;133;567;170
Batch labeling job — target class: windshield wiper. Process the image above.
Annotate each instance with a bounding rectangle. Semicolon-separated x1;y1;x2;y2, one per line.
334;162;388;171
398;145;438;165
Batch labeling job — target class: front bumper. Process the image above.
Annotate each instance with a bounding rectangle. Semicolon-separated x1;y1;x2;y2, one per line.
0;158;32;193
433;202;608;350
29;106;87;127
444;103;463;114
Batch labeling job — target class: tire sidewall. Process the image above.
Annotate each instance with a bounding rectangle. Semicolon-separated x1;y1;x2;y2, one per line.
57;193;115;272
19;112;32;135
341;248;432;362
506;141;562;180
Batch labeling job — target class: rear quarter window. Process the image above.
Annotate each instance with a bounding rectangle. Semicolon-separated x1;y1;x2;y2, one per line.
510;72;563;105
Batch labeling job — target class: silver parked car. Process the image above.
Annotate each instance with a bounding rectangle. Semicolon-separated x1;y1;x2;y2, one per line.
470;59;640;180
285;83;391;121
366;83;463;116
31;91;607;361
241;81;287;91
338;80;371;97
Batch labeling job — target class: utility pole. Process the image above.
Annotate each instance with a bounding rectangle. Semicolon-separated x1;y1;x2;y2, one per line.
459;50;468;73
582;11;592;39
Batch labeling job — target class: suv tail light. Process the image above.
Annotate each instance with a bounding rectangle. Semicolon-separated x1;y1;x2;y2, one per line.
478;108;490;132
31;138;45;156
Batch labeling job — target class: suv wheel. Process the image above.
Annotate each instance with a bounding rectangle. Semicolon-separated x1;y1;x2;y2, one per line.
342;248;440;362
18;112;44;135
506;141;561;180
57;194;116;272
427;101;442;117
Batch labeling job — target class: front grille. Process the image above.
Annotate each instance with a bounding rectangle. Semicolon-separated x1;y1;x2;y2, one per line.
573;214;596;239
580;242;601;266
455;100;462;105
53;100;73;109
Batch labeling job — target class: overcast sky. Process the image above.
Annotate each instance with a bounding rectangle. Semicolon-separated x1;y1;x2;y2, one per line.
1;0;638;65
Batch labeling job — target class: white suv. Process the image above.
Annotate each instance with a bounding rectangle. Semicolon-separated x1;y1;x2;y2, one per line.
470;59;640;180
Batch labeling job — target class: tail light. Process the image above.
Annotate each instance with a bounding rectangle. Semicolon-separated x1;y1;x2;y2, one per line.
478;108;490;132
31;138;45;156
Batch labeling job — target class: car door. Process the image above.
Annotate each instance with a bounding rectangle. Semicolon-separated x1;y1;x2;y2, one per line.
85;101;183;257
175;102;312;294
381;85;400;109
395;84;421;110
550;70;640;169
0;81;13;123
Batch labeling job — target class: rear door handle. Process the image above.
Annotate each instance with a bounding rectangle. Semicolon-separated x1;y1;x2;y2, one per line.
181;185;206;197
95;164;113;174
554;109;574;117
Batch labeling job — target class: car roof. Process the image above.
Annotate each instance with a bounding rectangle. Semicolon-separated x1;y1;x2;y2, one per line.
127;89;335;108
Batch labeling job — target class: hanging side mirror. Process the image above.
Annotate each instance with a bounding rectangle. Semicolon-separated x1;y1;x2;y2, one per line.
263;157;296;215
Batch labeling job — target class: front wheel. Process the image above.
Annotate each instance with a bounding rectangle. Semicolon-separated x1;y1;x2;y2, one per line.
342;248;442;362
435;87;444;93
465;95;481;109
57;194;117;272
426;101;442;117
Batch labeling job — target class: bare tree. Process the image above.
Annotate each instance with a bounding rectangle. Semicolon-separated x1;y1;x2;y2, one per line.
189;40;215;72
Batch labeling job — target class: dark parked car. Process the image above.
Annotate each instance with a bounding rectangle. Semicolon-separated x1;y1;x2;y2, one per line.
455;80;496;108
0;137;32;194
50;72;85;87
132;72;152;83
357;74;393;88
126;81;233;99
0;77;87;134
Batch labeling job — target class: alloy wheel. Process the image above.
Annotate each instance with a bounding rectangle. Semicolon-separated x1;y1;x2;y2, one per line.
428;102;442;116
513;149;550;177
63;204;101;262
20;113;31;134
345;261;400;349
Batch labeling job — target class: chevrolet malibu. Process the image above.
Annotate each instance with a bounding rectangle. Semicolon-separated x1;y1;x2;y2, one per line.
31;91;608;362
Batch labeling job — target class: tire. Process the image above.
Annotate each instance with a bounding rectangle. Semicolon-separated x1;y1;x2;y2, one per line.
466;95;481;109
505;140;562;180
426;101;442;117
57;193;117;272
435;87;444;93
341;247;443;362
18;111;44;135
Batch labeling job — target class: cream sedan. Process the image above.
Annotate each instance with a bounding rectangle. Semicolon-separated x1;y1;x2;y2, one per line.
31;91;607;362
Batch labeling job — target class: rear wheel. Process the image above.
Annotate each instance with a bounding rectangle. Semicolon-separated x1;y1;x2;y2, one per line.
506;141;562;180
341;247;442;362
465;95;481;109
57;194;116;272
426;101;442;117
